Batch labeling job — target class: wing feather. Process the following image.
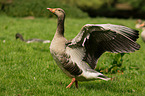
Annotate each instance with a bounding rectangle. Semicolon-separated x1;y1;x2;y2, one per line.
68;24;140;69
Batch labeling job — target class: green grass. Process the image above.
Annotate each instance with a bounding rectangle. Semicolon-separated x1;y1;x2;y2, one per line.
0;15;145;96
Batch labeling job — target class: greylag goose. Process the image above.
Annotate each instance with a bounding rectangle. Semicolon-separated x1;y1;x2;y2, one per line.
140;22;145;42
15;33;50;43
47;8;140;88
135;19;142;29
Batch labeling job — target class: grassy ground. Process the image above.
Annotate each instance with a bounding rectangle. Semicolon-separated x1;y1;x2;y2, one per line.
0;15;145;96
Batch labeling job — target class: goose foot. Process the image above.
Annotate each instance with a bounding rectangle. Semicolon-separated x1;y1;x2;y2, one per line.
66;78;78;88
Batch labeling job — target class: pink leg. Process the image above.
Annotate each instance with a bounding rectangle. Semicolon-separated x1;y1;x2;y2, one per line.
66;78;78;88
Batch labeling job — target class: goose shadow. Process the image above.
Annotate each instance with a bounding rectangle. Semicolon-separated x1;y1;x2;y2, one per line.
79;81;110;89
78;81;124;93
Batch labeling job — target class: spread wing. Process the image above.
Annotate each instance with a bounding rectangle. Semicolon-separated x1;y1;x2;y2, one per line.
67;24;140;69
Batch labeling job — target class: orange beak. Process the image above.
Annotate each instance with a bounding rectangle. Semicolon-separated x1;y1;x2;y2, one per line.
47;8;56;13
140;23;145;27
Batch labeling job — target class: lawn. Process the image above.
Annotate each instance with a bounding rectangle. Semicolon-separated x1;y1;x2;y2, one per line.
0;15;145;96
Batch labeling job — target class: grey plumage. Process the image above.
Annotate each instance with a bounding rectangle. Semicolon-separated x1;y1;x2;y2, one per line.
47;8;140;88
69;24;140;69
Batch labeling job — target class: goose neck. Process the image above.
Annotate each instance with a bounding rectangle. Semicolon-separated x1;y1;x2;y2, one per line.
55;16;65;37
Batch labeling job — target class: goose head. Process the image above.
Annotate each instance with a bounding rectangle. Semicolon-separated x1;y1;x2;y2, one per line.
139;22;145;31
16;33;22;39
47;8;65;18
15;33;24;41
140;22;145;27
136;19;142;24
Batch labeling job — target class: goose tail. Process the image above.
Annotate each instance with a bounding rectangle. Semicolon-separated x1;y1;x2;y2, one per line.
97;73;111;81
84;70;111;81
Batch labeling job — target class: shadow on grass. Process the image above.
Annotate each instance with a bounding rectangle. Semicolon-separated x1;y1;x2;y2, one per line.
78;81;138;94
78;81;123;93
80;81;111;89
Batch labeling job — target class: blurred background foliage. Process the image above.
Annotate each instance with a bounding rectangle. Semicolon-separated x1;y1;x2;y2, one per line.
0;0;88;18
0;0;145;18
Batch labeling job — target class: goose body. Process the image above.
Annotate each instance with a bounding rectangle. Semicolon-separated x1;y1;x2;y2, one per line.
16;33;50;43
47;8;140;88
